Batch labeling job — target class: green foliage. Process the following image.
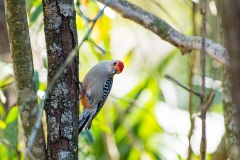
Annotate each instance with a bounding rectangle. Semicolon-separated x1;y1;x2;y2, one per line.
0;106;19;160
29;3;43;26
0;62;20;160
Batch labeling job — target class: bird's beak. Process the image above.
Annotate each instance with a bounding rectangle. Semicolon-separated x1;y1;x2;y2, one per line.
111;67;116;74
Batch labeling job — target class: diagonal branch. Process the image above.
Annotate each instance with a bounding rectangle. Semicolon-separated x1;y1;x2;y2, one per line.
97;0;229;65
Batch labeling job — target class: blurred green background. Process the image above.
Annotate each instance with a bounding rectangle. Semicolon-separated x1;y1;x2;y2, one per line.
0;0;225;159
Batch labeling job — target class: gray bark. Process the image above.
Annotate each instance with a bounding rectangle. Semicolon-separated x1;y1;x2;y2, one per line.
42;0;79;159
219;0;240;159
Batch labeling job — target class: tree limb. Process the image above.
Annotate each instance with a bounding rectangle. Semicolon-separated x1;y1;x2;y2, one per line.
97;0;229;65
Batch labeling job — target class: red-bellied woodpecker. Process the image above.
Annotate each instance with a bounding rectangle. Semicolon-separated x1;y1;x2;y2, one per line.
79;60;124;133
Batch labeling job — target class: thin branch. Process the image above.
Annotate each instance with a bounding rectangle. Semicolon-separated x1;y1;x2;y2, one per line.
200;0;207;159
206;91;215;109
97;0;229;65
88;39;108;54
187;2;198;160
165;74;202;97
24;1;111;158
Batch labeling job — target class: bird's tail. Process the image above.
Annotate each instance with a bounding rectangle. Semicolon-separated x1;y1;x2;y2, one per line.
78;109;95;133
78;115;90;133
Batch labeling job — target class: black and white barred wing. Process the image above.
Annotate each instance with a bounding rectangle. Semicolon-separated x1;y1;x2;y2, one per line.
96;78;113;113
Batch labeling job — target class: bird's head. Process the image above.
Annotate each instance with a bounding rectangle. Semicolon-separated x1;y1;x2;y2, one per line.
111;60;124;74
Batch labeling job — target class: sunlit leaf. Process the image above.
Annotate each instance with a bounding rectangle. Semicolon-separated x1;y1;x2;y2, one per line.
3;106;18;148
76;13;85;30
123;48;135;66
0;145;7;160
0;102;6;118
128;148;140;160
5;106;18;124
209;103;223;113
92;119;111;134
0;120;6;129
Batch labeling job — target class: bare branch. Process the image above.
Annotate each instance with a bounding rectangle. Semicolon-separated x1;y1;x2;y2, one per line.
165;75;202;97
97;0;229;65
200;1;207;159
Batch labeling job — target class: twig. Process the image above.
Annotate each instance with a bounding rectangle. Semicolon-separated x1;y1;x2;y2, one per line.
200;0;207;159
88;39;108;54
164;74;202;97
187;2;198;160
24;1;111;158
206;91;215;110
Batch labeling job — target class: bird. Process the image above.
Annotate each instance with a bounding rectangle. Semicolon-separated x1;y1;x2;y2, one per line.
79;60;124;133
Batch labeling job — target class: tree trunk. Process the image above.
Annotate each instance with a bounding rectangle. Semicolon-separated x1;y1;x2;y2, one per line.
222;69;240;159
219;0;240;159
42;0;79;159
4;0;46;159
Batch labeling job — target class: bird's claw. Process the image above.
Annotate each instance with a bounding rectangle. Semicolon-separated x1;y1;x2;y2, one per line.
79;82;86;93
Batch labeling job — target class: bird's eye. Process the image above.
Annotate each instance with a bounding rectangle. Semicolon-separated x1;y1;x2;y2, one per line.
113;62;117;66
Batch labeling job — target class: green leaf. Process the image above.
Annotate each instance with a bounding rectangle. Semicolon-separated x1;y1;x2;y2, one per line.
5;106;18;124
0;76;14;89
123;48;135;66
3;106;18;147
30;3;43;24
80;130;95;144
0;119;6;129
0;145;7;160
0;101;6;118
34;70;39;90
43;57;48;69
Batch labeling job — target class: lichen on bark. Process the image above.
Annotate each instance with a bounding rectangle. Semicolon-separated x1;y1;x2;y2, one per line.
222;69;240;159
42;0;79;159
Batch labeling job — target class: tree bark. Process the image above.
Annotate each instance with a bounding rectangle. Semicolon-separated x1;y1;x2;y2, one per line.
42;0;79;159
218;0;240;159
4;0;46;159
222;69;240;159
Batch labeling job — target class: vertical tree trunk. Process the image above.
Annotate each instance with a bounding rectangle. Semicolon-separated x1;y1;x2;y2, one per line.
42;0;79;159
222;69;240;159
219;0;240;159
4;0;46;159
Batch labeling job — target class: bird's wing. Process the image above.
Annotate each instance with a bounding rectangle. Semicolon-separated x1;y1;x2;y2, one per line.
96;77;113;113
